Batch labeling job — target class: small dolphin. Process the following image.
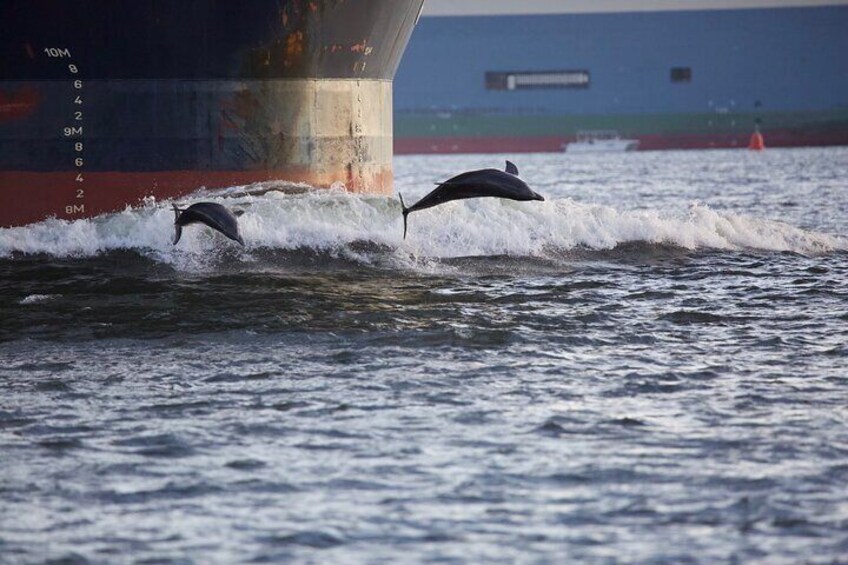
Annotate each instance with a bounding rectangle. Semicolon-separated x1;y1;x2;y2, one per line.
398;160;544;239
172;202;245;246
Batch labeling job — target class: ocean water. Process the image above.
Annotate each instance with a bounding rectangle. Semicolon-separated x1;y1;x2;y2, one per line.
1;148;847;564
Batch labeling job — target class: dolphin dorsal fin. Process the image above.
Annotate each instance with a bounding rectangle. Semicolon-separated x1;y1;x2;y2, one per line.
505;160;519;175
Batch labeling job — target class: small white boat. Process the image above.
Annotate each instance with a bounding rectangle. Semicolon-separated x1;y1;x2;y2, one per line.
564;130;639;153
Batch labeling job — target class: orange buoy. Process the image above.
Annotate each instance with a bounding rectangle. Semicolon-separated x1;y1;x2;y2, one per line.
748;127;765;151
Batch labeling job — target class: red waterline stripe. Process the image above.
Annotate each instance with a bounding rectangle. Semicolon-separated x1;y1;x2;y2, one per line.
0;169;392;228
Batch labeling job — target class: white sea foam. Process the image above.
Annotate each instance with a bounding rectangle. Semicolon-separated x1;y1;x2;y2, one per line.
0;188;844;262
19;294;60;305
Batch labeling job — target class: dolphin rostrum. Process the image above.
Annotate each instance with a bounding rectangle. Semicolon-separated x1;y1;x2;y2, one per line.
172;202;245;246
398;160;545;239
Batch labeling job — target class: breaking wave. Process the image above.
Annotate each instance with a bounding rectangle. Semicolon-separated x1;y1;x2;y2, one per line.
0;185;845;265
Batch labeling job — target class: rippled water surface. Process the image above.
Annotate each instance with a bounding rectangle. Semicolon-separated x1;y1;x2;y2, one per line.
2;148;848;564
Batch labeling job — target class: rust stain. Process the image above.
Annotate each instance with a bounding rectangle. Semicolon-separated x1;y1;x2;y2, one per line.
0;86;40;123
284;31;305;68
350;39;373;58
247;0;323;76
248;0;356;76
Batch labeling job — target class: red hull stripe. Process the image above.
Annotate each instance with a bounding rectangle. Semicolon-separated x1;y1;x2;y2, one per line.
0;169;392;228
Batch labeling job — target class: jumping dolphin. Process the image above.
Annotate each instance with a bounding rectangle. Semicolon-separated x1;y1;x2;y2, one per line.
172;202;245;246
398;160;545;239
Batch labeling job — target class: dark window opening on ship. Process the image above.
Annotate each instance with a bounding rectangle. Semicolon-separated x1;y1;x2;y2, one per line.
671;67;692;83
485;70;590;91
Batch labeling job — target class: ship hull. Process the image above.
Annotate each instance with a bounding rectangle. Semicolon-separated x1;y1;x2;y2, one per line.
394;3;848;154
0;0;424;228
395;110;848;154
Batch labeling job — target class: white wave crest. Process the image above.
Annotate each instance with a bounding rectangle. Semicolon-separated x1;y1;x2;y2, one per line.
0;188;844;262
19;294;61;305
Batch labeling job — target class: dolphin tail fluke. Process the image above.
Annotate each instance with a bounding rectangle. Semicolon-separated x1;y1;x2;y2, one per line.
172;204;183;245
233;210;247;245
399;193;410;240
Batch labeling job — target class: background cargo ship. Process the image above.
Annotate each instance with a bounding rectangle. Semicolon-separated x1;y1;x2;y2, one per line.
0;0;424;228
394;0;848;154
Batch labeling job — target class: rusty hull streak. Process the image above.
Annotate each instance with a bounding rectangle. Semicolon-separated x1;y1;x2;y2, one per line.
231;0;395;197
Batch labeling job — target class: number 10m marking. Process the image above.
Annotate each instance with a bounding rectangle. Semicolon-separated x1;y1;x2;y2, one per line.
44;47;72;58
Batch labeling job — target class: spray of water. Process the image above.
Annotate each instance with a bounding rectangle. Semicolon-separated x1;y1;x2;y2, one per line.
1;186;844;263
